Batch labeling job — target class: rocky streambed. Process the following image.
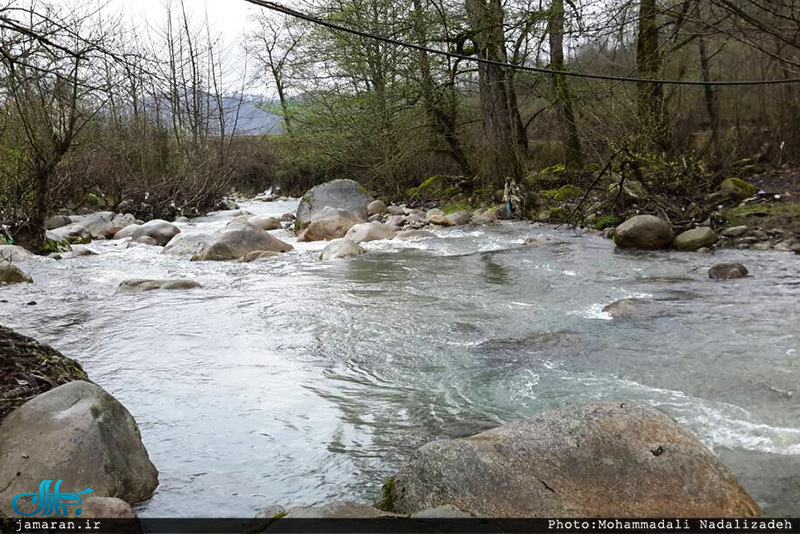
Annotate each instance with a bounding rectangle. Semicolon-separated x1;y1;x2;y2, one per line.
1;183;799;518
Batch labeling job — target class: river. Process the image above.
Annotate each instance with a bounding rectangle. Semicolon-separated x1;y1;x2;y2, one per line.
1;198;798;517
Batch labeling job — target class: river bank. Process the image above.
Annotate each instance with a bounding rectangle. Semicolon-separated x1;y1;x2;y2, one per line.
1;192;799;518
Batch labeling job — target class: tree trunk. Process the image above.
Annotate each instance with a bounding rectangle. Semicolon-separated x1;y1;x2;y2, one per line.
636;0;669;150
412;0;472;175
548;0;583;169
465;0;523;181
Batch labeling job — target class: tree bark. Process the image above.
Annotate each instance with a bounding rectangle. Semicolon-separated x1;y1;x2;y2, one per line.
636;0;669;150
548;0;583;169
465;0;523;180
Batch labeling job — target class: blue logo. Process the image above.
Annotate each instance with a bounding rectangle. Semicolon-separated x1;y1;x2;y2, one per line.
11;480;93;517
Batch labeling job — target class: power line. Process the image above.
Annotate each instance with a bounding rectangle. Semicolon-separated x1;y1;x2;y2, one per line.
243;0;800;87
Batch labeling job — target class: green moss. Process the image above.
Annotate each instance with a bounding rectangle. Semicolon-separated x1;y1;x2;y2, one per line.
442;199;472;214
595;215;621;230
720;178;757;199
539;163;566;175
442;186;461;198
553;185;580;202
376;477;395;512
416;175;446;198
724;202;800;229
405;187;419;200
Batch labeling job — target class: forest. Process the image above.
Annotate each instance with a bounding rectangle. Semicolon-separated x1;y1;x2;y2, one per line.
0;0;798;252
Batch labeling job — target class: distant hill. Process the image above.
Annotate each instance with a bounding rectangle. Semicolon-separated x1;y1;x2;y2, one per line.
144;93;285;136
219;95;284;136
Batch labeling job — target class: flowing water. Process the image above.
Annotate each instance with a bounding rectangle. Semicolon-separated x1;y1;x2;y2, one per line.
1;199;799;517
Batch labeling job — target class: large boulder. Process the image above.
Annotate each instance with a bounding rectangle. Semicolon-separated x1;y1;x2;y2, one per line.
446;211;473;226
320;239;366;260
344;222;397;243
50;223;92;244
720;178;757;201
192;225;293;261
387;402;759;518
674;227;718;251
367;200;387;216
163;232;216;256
118;279;201;292
297;207;363;242
0;245;33;264
0;264;32;285
0;381;159;516
115;220;180;246
45;215;72;230
229;215;281;232
73;211;134;239
296;179;372;228
613;215;674;250
709;263;748;280
45;231;73;253
0;326;88;424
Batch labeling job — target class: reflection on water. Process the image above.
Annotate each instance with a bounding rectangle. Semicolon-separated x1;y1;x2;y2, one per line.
0;198;798;517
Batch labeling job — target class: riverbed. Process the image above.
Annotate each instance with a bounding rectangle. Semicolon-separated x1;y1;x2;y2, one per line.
1;198;798;517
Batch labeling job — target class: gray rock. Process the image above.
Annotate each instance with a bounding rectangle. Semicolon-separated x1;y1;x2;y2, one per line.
426;208;445;221
0;381;158;516
0;245;33;264
721;225;748;238
81;497;138;519
709;263;749;280
368;200;387;216
132;235;160;246
45;231;73;252
162;232;216;256
71;211;117;239
387;402;759;518
72;246;98;257
395;230;436;241
193;226;293;261
472;209;499;226
386;215;406;228
242;251;280;262
115;220;180;246
0;264;32;285
51;223;92;244
284;502;392;518
297;207;363;242
613;215;674;250
237;215;281;232
118;279;201;292
446;211;473;226
674;227;717;251
411;505;474;518
387;205;405;216
45;215;72;230
296;179;371;228
344;222;397;243
320;239;366;260
603;298;652;319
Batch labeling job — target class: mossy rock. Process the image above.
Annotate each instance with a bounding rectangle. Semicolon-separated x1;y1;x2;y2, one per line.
0;326;89;423
720;178;757;201
595;215;621;230
553;185;581;202
376;477;395;512
442;199;472;214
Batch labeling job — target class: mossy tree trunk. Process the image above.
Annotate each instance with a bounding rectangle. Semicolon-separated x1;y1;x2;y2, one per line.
636;0;669;151
465;0;524;182
548;0;583;169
